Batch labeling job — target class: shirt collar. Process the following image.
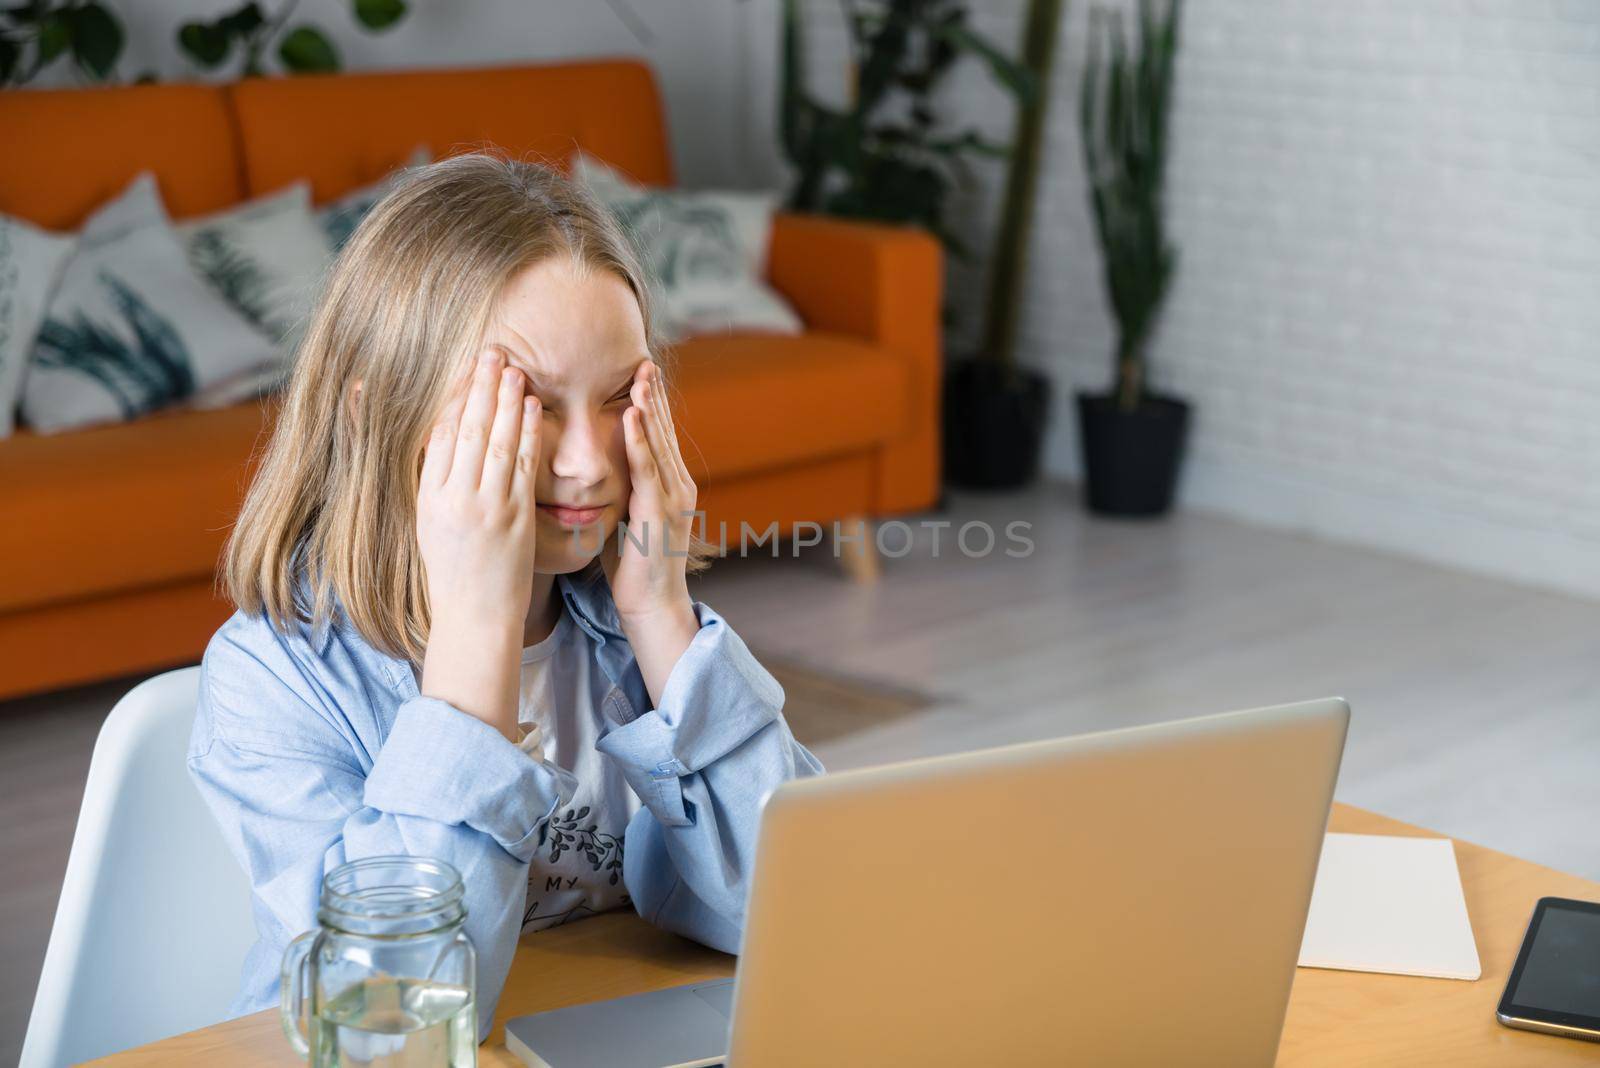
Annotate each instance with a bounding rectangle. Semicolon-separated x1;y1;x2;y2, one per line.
555;565;627;644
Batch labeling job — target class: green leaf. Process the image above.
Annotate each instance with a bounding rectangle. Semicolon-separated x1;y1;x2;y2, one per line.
278;24;338;72
779;0;807;163
0;36;18;83
353;0;406;30
855;6;909;110
930;20;1035;103
1080;0;1183;398
217;3;266;39
1081;7;1102;175
68;3;122;80
36;14;68;63
178;21;231;67
927;128;1010;158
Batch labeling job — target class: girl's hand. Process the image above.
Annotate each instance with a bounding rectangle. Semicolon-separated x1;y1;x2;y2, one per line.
606;360;696;624
414;347;540;740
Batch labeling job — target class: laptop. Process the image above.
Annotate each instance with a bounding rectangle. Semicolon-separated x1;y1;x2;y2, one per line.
506;697;1350;1067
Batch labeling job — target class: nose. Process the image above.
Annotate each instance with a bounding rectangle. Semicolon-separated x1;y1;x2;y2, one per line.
545;406;614;492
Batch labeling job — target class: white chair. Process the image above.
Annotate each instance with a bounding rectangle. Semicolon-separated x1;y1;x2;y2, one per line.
20;667;257;1067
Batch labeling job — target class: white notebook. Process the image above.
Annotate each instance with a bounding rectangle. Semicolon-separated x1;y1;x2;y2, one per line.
1296;832;1481;981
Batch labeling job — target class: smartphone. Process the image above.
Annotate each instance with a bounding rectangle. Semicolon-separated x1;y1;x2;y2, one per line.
1496;896;1600;1042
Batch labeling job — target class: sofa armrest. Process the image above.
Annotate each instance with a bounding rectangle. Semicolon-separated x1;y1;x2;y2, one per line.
767;212;942;355
766;213;944;514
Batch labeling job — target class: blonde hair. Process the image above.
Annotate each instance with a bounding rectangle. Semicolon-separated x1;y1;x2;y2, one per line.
219;148;717;666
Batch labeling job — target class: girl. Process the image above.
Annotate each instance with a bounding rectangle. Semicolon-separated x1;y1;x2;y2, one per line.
188;150;825;1043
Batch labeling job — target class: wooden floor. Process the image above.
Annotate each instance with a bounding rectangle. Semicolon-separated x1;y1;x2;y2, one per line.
4;478;1599;1061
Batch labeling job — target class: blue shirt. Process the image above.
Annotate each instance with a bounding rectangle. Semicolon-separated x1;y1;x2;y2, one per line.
188;565;826;1042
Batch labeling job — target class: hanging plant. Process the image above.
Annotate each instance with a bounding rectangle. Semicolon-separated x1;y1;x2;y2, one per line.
178;0;408;78
0;1;127;87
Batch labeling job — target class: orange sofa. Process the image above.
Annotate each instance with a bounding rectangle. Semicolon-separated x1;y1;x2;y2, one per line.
0;58;942;702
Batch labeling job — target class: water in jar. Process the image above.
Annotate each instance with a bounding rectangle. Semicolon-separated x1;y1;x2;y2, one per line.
312;976;476;1067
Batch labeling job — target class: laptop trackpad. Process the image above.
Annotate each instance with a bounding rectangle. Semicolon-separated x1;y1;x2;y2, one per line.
505;979;733;1067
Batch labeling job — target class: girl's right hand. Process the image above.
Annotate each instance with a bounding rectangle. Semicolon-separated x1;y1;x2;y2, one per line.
415;346;540;739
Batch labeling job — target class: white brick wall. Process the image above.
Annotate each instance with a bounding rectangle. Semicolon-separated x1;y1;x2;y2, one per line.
794;0;1600;599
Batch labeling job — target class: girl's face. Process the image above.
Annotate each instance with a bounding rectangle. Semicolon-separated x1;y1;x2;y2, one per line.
479;255;650;574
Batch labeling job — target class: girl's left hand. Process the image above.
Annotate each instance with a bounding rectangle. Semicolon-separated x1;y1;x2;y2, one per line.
604;361;697;623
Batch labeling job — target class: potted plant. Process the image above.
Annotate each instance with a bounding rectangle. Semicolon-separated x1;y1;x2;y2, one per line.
778;0;1034;249
778;0;1052;491
1077;0;1188;516
943;0;1062;490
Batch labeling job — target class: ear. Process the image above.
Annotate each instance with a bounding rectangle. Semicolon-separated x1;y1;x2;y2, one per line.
347;378;363;420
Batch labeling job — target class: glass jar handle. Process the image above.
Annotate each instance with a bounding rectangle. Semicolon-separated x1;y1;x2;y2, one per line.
279;930;317;1059
446;928;477;984
431;930;480;1047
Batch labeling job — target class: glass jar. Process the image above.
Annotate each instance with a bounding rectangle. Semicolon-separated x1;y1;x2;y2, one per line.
281;856;477;1067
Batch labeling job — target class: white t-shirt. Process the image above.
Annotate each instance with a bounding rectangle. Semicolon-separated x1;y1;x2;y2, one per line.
514;601;644;933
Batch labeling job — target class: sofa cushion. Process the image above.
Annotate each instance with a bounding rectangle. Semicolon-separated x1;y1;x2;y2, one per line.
19;174;281;434
569;150;803;344
228;60;674;205
0;83;242;230
174;180;335;353
0;212;77;439
669;332;909;482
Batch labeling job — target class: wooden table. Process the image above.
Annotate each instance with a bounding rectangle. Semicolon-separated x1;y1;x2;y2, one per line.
92;804;1600;1066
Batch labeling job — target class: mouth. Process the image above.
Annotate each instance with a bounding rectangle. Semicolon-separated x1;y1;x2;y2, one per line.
537;502;606;526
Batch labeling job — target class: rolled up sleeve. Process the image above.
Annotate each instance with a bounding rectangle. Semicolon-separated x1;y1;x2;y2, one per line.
365;694;575;860
593;601;826;952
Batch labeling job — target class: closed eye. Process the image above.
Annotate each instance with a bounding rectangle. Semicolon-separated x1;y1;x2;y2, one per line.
536;387;632;414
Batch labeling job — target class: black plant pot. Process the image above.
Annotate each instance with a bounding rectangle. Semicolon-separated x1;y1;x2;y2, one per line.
1075;391;1191;517
942;357;1052;490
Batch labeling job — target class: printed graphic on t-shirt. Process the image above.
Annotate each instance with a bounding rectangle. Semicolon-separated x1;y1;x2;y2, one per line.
516;601;643;933
548;803;626;884
522;803;631;931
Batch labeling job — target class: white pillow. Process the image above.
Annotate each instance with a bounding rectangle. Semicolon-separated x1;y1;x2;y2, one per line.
0;214;77;439
19;173;280;433
177;358;293;412
568;149;803;343
318;143;432;253
174;181;333;356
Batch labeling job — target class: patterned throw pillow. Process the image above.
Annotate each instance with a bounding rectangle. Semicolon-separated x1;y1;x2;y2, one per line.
174;181;333;356
18;173;280;434
178;356;293;412
567;150;803;343
0;213;76;439
318;143;433;253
